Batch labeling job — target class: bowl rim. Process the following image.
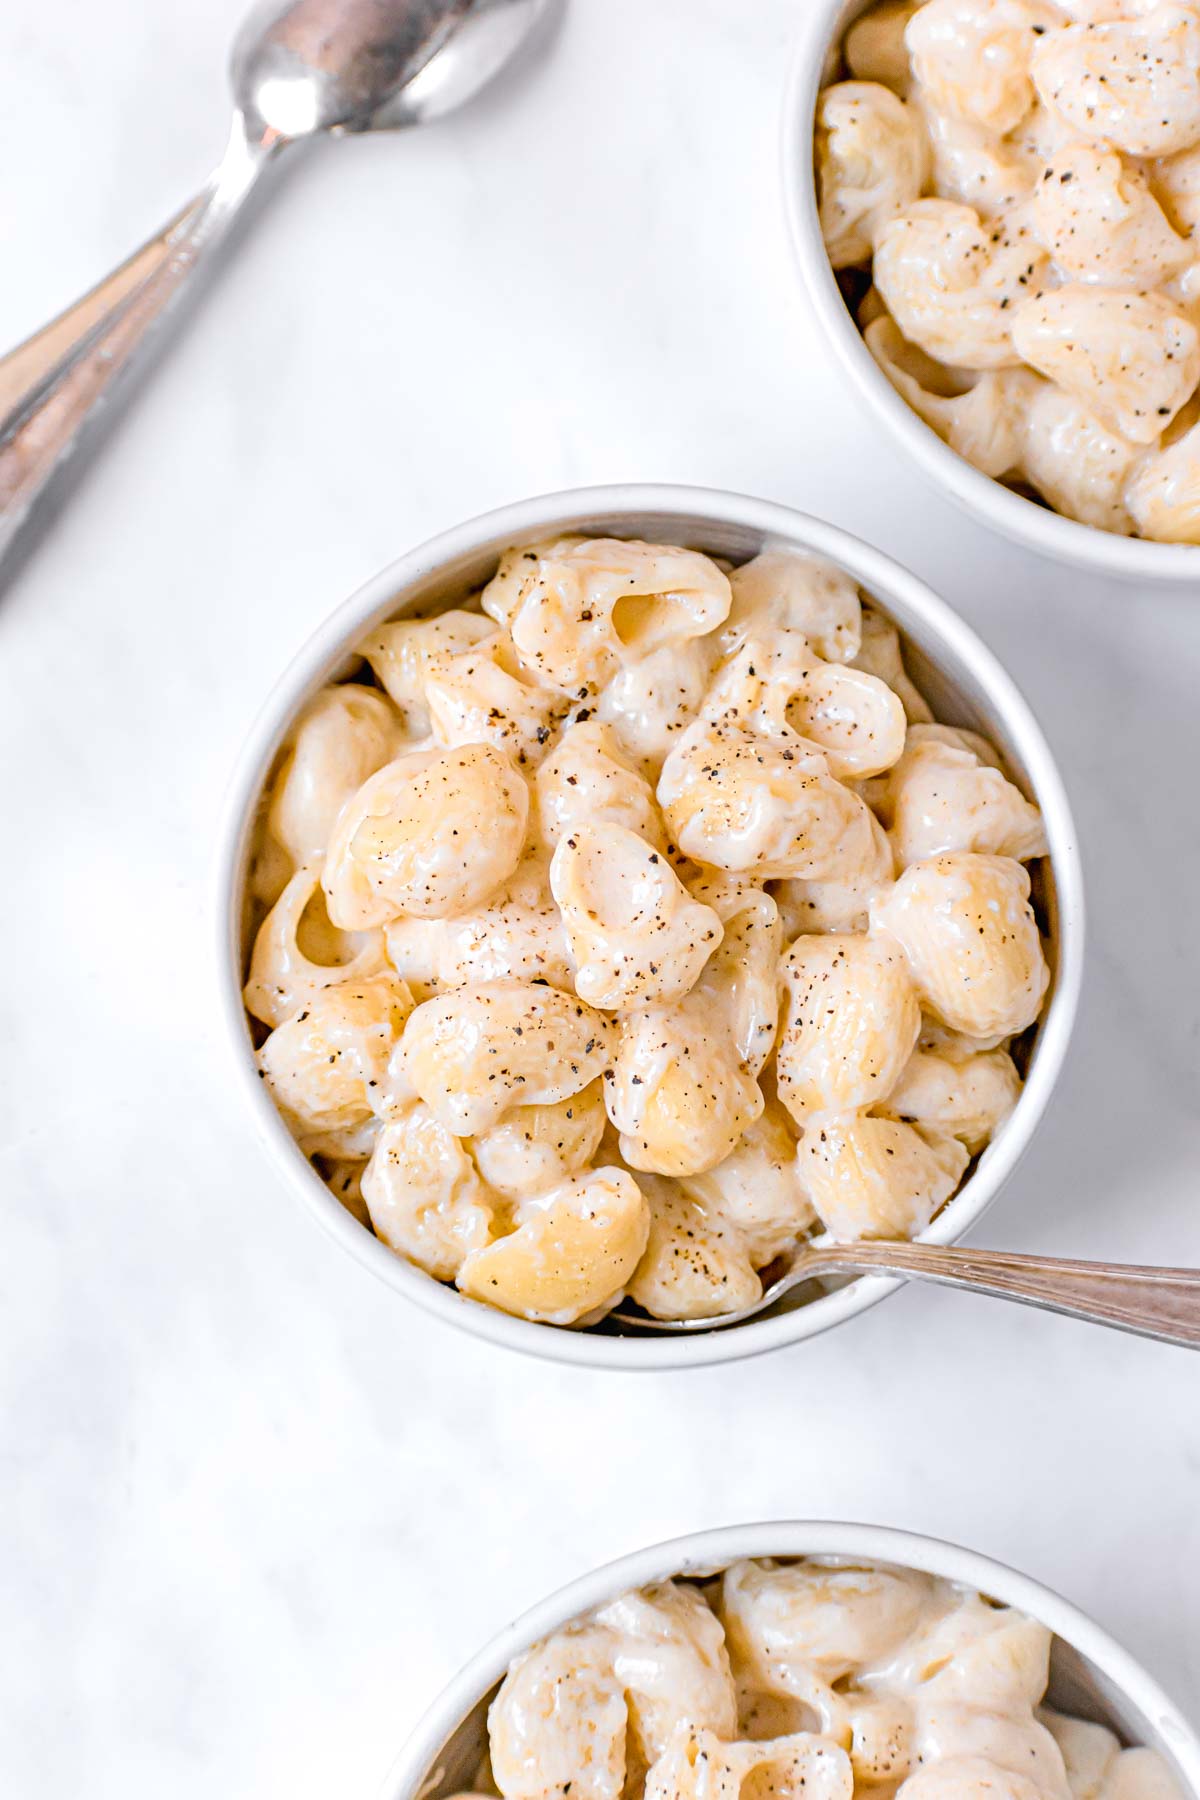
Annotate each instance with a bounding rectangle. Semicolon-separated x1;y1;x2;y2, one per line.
780;0;1200;582
215;481;1084;1371
380;1519;1200;1800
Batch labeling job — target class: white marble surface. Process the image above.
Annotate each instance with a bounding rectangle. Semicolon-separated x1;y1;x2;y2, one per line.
2;1;1199;1794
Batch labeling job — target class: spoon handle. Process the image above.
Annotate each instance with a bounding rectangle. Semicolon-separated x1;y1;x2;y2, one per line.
0;116;280;573
0;194;206;421
820;1242;1200;1348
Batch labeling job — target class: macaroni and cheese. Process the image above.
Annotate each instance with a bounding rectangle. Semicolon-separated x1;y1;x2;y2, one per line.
817;0;1200;542
244;537;1050;1326
458;1560;1182;1800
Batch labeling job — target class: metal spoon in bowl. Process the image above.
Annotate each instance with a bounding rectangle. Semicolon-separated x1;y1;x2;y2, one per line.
611;1240;1200;1347
0;0;549;569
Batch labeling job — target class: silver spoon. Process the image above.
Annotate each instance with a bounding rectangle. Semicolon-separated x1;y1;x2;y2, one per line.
611;1240;1200;1347
0;0;548;570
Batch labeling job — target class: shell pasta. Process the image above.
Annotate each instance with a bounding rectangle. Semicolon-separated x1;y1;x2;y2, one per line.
817;0;1200;542
460;1561;1182;1800
244;537;1051;1325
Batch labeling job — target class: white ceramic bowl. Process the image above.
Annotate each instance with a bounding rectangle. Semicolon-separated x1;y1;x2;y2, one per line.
782;0;1200;583
383;1521;1200;1800
217;483;1083;1370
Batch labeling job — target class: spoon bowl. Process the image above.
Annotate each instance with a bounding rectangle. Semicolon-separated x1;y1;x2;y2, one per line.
232;0;547;140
